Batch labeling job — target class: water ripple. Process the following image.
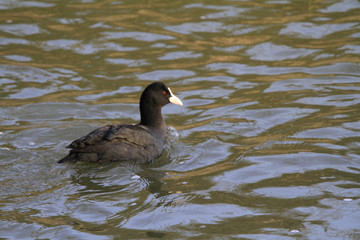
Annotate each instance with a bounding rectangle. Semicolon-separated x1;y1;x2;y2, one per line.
279;22;358;39
0;23;45;36
1;0;360;239
247;43;319;61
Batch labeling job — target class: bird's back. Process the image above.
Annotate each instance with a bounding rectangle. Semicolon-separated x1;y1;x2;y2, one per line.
58;124;165;164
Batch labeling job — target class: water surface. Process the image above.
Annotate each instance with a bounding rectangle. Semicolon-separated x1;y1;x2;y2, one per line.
1;0;360;239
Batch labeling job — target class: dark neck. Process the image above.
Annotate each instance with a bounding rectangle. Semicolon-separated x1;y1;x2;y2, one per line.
139;104;166;133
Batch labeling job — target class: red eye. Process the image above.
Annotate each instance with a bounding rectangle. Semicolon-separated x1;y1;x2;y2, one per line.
161;90;166;95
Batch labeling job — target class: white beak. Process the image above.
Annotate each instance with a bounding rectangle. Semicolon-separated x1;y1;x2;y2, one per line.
168;87;183;106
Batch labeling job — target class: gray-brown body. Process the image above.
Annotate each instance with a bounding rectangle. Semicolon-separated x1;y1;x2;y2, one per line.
58;124;165;164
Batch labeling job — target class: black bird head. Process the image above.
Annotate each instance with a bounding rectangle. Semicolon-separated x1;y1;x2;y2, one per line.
139;82;183;127
140;82;183;108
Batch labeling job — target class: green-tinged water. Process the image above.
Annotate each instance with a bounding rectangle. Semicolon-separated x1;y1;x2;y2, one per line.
1;0;360;239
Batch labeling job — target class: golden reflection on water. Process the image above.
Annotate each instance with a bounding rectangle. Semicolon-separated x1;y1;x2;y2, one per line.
0;0;360;239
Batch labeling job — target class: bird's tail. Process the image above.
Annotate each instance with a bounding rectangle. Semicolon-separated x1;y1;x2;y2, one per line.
57;153;77;163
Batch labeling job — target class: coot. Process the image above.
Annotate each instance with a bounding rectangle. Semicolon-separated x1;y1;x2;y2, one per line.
58;82;183;164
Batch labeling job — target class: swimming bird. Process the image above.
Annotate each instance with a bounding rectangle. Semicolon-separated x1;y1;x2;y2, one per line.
58;82;183;164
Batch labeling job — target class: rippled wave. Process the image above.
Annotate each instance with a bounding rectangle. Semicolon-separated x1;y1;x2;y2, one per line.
1;0;359;239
